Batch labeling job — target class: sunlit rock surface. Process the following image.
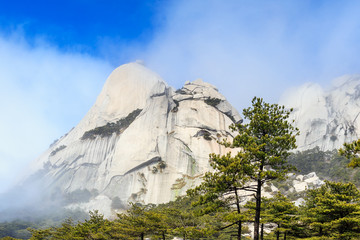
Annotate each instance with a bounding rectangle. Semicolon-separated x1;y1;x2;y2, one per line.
26;62;241;215
280;75;360;151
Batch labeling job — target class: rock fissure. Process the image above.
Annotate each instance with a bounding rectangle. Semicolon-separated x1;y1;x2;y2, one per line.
123;156;162;176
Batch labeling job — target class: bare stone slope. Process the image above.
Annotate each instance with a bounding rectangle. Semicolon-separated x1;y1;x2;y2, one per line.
280;75;360;151
27;62;242;216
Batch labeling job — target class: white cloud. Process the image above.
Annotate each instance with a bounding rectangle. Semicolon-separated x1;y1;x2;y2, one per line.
127;0;360;111
0;33;113;193
2;0;360;194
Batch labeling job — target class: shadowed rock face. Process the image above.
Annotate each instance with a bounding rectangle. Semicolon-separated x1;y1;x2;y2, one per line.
280;75;360;151
24;62;241;216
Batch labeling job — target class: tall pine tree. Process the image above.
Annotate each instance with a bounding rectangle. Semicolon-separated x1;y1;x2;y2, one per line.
302;181;360;239
231;97;298;240
189;97;298;240
188;151;254;240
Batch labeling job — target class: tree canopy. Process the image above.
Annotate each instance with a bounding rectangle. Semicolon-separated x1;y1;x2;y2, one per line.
339;139;360;168
188;97;299;240
302;181;360;240
231;97;299;240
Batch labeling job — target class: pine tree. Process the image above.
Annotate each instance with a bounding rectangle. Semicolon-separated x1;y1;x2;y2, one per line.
262;192;298;240
187;151;254;240
339;139;360;168
302;180;360;239
29;211;115;240
231;97;298;240
115;203;159;240
159;196;215;239
187;97;298;240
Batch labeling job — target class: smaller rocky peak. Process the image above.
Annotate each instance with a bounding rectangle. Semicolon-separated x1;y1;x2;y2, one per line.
173;79;242;124
185;78;219;91
180;78;222;99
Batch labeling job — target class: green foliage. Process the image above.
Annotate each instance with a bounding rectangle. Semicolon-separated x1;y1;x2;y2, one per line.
29;210;116;240
231;97;298;182
187;97;299;240
0;220;36;239
262;192;298;239
23;196;224;240
288;147;329;174
155;195;220;239
114;198;217;240
245;193;300;240
116;203;159;239
158;160;167;170
81;109;142;140
339;139;360;168
230;97;299;240
188;151;253;239
301;181;360;239
289;147;360;187
9;95;360;240
0;209;88;239
14;182;360;240
0;237;22;240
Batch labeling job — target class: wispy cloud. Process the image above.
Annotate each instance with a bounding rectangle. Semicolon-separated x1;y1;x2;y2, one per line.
127;0;360;111
0;33;112;193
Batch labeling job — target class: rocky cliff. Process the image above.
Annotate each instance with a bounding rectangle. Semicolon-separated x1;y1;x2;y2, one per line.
279;75;360;151
26;62;242;216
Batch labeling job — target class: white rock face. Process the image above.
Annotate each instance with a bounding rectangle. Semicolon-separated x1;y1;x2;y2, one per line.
279;75;360;151
293;198;305;207
26;62;241;214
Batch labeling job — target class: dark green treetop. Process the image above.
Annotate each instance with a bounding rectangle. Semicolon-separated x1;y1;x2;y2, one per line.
339;139;360;168
302;180;360;240
231;97;299;240
230;97;298;182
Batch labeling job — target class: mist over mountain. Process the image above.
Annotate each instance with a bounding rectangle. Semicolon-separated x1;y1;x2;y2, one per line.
2;62;360;219
2;62;241;217
280;74;360;151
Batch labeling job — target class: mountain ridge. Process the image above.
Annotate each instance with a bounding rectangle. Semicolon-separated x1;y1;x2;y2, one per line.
21;62;241;216
280;75;360;151
12;63;360;217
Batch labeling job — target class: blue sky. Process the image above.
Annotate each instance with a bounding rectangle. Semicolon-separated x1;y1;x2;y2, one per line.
0;0;159;52
1;0;360;192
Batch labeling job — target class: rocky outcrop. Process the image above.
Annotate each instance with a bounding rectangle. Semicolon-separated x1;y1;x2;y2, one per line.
262;172;324;206
279;75;360;151
25;62;241;216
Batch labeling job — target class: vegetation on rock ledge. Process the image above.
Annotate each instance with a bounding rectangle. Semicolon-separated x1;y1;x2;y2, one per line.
81;109;142;140
49;145;66;156
288;147;360;187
